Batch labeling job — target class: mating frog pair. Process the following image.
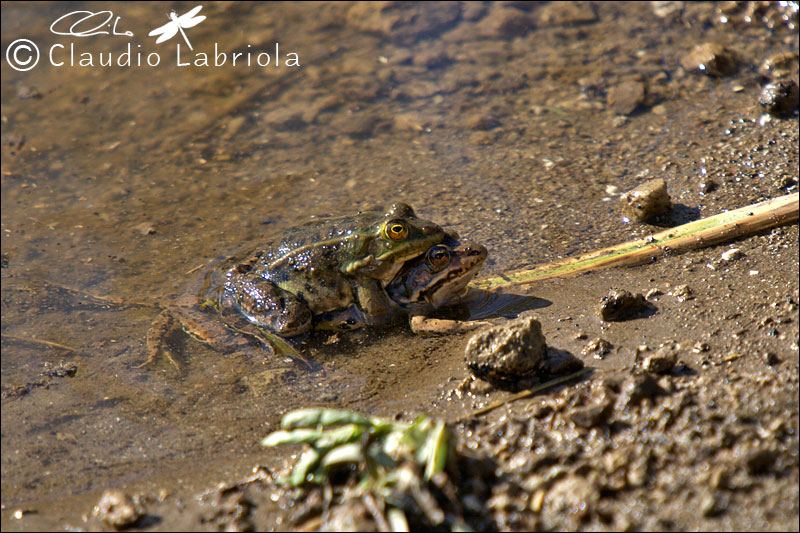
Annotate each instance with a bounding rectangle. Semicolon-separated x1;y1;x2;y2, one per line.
145;203;488;369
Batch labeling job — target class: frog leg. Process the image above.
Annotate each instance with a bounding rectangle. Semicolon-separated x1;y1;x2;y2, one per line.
222;321;321;371
408;313;493;336
138;309;183;371
353;280;404;326
221;274;313;337
314;306;370;331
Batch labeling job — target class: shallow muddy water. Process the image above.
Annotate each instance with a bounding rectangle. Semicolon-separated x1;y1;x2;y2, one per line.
2;2;798;531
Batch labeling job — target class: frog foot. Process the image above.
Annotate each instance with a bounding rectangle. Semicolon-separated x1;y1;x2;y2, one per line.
138;309;183;371
409;315;494;336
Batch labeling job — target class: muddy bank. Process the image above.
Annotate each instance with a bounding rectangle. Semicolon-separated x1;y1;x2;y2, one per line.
2;2;798;531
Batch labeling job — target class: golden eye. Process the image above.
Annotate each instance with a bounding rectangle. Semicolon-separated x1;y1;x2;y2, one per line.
427;245;451;268
384;219;409;242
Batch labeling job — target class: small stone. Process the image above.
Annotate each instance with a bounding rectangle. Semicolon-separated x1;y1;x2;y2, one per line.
720;248;743;261
540;475;598;530
745;448;779;474
699;179;718;194
651;103;668;115
607;81;646;115
759;81;799;117
598;289;651;321
692;342;709;353
680;43;738;77
132;222;156;235
537;2;598;26
651;1;684;18
645;288;663;299
758;52;799;81
700;489;726;517
581;338;613;359
611;115;628;127
464;113;501;130
346;2;461;45
568;381;615;427
394;112;429;132
91;489;144;530
339;113;381;139
540;349;584;376
262;107;307;131
619;178;672;222
640;342;678;374
17;85;42;100
476;6;535;38
412;48;452;69
615;373;666;410
464;316;547;386
765;352;781;366
671;284;694;302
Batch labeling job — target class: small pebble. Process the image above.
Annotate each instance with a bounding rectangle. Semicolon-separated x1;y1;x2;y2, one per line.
607;80;647;116
759;81;799;117
91;489;144;530
671;284;694;302
598;289;651;321
720;248;743;261
645;288;663;299
581;338;613;359
619;178;672;222
640;341;679;374
680;43;738;77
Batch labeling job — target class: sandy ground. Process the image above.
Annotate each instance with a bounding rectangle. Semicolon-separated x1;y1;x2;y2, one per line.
2;2;798;531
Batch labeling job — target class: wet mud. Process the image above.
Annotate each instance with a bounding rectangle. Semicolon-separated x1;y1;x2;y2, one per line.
2;2;798;531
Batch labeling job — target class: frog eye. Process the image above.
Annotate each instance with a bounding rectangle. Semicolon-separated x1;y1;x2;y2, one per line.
427;245;451;269
384;219;409;242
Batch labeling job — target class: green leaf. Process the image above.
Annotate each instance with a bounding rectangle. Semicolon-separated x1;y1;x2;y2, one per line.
261;428;321;447
288;448;322;486
320;442;364;469
316;424;364;447
281;408;371;429
423;421;448;480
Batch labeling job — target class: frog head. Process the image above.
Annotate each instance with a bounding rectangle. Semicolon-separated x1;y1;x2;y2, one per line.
386;233;488;309
342;203;446;283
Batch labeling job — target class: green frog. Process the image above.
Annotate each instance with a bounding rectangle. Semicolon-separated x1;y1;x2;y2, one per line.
144;203;446;369
385;233;492;335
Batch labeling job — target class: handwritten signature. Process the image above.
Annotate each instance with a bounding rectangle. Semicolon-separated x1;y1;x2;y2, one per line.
50;10;133;37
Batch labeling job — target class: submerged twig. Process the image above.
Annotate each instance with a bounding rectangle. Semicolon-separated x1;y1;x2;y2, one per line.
473;193;798;290
458;367;592;421
1;334;76;352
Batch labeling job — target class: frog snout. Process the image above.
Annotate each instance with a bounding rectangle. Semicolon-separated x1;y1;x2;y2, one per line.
465;244;487;257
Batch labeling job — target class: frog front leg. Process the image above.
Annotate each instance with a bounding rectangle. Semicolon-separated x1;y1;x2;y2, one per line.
354;280;404;326
408;313;493;336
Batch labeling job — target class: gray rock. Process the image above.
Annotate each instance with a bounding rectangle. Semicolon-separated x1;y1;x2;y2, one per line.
607;80;647;116
465;316;546;385
619;178;672;222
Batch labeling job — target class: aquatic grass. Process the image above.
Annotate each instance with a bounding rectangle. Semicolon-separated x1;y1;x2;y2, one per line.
473;192;798;290
262;408;461;531
262;409;450;487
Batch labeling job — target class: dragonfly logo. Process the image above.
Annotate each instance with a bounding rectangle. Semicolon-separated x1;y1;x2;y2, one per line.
148;5;206;51
5;4;300;71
